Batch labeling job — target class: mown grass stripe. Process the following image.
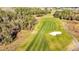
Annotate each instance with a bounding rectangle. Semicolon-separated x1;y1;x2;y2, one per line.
29;22;47;51
25;23;45;51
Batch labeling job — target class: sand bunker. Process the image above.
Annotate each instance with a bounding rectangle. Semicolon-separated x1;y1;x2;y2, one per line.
49;31;62;36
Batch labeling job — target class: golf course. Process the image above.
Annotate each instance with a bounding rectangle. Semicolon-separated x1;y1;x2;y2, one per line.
19;15;72;51
1;7;79;51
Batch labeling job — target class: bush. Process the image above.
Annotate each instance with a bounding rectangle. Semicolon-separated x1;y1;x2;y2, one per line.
0;7;51;44
53;10;75;20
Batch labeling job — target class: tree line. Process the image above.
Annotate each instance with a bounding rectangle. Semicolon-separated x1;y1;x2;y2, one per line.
53;9;79;21
0;7;51;45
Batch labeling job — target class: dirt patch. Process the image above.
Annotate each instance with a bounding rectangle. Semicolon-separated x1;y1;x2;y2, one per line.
62;20;79;50
64;20;79;41
66;40;77;51
0;30;31;51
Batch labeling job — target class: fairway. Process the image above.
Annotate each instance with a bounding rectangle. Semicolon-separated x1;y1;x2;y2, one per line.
20;15;72;51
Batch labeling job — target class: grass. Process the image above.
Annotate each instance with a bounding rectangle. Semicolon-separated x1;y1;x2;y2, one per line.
19;15;72;51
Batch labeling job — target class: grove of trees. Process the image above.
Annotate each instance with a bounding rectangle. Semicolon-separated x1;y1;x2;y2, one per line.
53;9;79;21
0;7;51;45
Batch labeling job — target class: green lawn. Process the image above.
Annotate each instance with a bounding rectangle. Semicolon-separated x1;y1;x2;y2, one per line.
20;15;72;51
